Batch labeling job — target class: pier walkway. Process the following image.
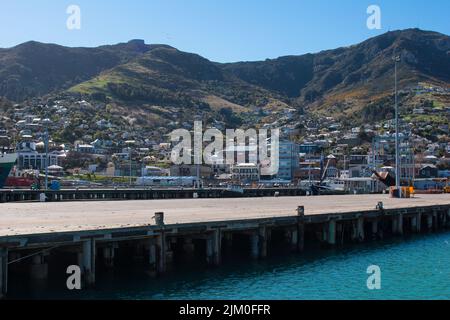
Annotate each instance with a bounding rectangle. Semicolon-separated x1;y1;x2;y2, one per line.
1;194;450;237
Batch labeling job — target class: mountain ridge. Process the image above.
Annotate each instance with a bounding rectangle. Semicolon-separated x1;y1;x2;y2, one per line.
0;29;449;125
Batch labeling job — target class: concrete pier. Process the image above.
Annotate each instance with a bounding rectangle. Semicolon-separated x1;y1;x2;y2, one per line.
1;194;450;298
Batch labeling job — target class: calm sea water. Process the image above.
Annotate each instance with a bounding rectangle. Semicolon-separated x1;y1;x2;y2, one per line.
13;231;450;300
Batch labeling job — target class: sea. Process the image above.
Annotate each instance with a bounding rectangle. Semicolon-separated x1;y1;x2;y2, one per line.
9;230;450;300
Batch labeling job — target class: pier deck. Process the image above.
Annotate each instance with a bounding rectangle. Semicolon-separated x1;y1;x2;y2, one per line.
1;194;450;237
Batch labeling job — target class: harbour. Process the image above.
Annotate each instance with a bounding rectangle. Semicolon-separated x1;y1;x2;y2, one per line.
1;193;450;299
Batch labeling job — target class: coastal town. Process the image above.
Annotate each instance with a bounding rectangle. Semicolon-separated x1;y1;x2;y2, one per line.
1;82;449;194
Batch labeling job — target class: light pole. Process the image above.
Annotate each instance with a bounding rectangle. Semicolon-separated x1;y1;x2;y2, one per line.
394;54;401;197
44;126;49;190
129;146;132;187
125;141;135;187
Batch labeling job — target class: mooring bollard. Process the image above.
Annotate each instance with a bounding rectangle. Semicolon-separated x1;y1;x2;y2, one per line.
154;212;165;226
297;206;305;216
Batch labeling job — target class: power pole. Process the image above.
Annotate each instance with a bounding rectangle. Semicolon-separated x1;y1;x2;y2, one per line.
129;147;132;187
394;54;401;197
44;126;49;190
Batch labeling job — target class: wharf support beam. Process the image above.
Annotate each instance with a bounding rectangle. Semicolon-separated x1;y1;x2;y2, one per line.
30;253;48;281
156;233;166;274
78;239;96;287
297;206;305;252
259;226;268;258
412;213;422;233
371;219;379;239
352;217;365;242
327;220;336;245
250;232;259;259
392;213;404;236
0;248;7;299
247;226;270;259
206;229;222;266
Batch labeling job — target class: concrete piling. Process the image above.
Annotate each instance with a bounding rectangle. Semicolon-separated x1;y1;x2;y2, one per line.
80;239;96;286
182;238;195;254
30;253;49;281
206;237;213;264
412;213;422;233
399;214;404;235
213;229;222;265
447;209;450;228
148;238;157;270
433;211;438;230
250;232;259;259
103;246;115;268
290;229;299;251
0;248;7;299
442;211;447;228
206;230;222;266
321;224;328;242
371;219;378;239
427;214;434;231
327;220;336;245
224;233;233;251
356;217;365;242
297;206;305;252
258;227;268;258
156;233;166;274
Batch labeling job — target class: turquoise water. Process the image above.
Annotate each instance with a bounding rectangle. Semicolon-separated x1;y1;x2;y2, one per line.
13;231;450;300
80;231;450;300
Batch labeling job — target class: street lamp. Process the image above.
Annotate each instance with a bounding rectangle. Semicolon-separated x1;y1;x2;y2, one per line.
44;126;49;190
125;141;135;187
394;54;401;197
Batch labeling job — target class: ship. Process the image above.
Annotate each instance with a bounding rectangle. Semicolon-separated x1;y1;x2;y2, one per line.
0;151;18;188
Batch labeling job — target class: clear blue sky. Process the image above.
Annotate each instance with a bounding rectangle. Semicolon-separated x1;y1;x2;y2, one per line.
1;0;449;62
